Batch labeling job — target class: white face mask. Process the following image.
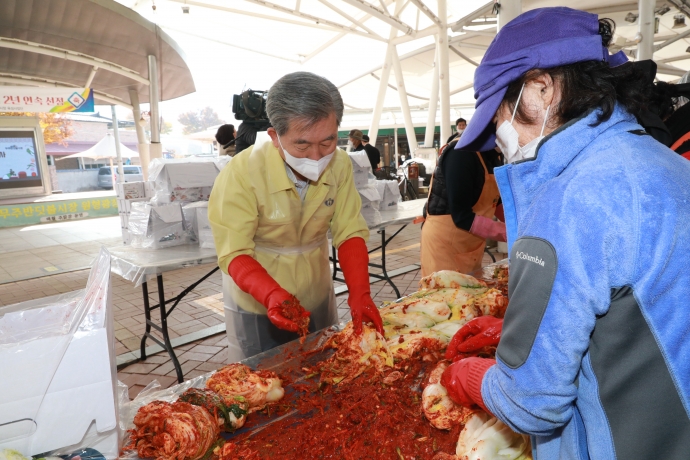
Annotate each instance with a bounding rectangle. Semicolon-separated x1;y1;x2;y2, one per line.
457;129;465;135
277;135;335;182
495;83;550;164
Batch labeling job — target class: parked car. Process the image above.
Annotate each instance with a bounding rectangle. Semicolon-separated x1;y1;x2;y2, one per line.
98;165;143;188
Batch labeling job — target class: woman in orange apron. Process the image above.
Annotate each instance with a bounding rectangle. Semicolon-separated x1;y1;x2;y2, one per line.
420;142;506;276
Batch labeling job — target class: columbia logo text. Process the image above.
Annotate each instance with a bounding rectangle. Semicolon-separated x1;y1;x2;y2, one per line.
516;251;545;267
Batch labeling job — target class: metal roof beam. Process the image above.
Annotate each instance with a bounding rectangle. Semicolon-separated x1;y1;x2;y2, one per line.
409;0;442;27
339;0;415;35
655;27;690;51
585;1;667;15
338;33;486;88
237;0;385;40
450;46;479;66
657;62;689;76
450;1;494;33
315;0;384;38
0;37;149;86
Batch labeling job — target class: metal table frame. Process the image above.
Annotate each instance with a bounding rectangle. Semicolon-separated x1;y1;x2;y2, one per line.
331;225;408;298
139;266;219;383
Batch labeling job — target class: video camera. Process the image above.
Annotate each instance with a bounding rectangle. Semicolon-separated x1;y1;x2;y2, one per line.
232;89;270;129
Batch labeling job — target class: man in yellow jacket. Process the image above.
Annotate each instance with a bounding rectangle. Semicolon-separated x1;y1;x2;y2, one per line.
209;71;383;361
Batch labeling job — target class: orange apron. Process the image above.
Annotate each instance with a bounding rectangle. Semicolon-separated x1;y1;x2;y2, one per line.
420;152;500;276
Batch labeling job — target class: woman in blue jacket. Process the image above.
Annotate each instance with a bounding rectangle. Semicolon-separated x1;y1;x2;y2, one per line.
440;7;690;459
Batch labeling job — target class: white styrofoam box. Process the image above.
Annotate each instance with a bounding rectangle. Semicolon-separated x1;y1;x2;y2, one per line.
361;208;382;227
144;181;156;198
0;327;117;456
376;180;401;211
121;228;131;245
116;182;146;200
129;202;187;249
159;162;219;190
358;184;381;205
198;186;213;201
196;205;215;249
349;152;372;188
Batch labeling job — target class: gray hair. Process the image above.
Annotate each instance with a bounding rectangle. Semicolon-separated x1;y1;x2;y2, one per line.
266;72;344;136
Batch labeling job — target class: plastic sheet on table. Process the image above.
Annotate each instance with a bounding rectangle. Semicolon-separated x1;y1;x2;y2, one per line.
118;325;341;460
109;243;218;287
0;250;120;459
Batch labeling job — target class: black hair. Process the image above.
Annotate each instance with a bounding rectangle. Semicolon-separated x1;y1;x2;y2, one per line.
456;118;466;125
502;18;653;129
215;124;235;145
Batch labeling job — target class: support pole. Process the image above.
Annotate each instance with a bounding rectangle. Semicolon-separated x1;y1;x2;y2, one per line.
424;36;440;147
111;105;125;185
369;46;394;146
497;0;521;30
129;89;150;180
148;55;163;161
636;0;655;61
369;0;404;146
437;0;451;146
391;48;418;157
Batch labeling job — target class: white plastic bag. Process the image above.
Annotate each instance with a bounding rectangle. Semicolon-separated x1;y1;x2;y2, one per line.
0;250;120;459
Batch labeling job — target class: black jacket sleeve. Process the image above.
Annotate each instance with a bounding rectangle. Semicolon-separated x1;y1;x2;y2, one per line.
443;151;484;231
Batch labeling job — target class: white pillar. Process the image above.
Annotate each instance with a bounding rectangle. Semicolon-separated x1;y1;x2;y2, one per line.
391;48;419;157
497;0;522;30
111;105;125;184
148;55;162;161
369;47;395;147
129;89;150;180
636;0;655;60
438;0;451;146
424;36;440;147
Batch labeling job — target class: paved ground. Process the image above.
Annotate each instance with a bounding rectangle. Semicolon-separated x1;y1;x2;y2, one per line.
0;216;121;283
0;217;506;400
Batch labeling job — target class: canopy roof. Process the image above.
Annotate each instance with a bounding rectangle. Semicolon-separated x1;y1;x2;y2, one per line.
118;0;690;124
0;0;196;109
62;133;139;159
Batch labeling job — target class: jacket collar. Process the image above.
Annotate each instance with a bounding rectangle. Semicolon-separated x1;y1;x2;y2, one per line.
495;103;639;251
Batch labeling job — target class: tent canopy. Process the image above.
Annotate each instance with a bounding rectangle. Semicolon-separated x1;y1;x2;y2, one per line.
117;0;690;123
0;0;196;108
61;133;139;159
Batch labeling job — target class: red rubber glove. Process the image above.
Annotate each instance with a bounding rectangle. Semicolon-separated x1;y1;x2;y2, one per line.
228;255;309;333
445;316;503;361
469;215;507;242
337;237;384;335
440;357;495;412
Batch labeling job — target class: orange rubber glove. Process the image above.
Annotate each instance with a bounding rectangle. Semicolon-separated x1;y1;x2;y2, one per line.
228;255;309;333
440;357;495;413
445;316;503;361
337;237;384;335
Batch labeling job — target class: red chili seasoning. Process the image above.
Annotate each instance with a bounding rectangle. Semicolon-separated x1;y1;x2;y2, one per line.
281;295;311;343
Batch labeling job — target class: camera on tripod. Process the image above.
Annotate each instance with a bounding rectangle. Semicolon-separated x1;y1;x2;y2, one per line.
232;89;270;129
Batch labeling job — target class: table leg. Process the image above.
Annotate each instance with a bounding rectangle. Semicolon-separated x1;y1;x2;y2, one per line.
140;280;152;360
331;245;338;280
156;275;184;383
378;228;401;298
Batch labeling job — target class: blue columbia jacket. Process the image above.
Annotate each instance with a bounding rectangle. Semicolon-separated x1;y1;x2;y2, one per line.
485;104;690;459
